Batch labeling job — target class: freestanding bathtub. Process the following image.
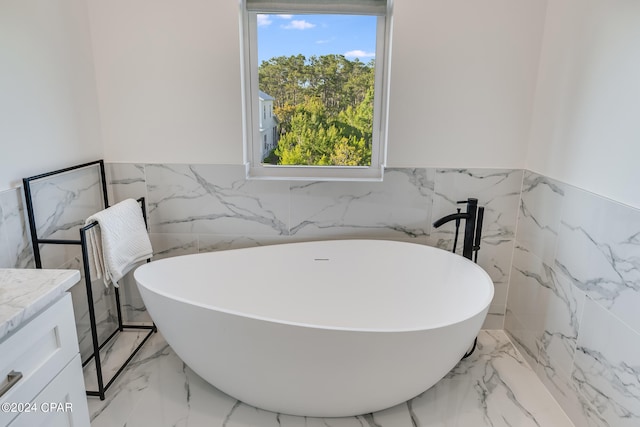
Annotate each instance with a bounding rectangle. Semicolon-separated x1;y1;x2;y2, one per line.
134;239;493;417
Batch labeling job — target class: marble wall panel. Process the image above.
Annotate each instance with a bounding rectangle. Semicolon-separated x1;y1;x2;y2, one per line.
573;299;640;426
517;172;565;264
508;171;568;370
432;168;523;243
27;164;104;235
0;200;10;268
27;164;104;268
290;168;434;241
148;233;198;259
506;245;585;377
556;185;640;334
538;263;585;379
505;246;548;367
474;239;512;317
0;188;34;268
146;164;290;236
106;163;147;204
507;170;640;427
197;234;294;253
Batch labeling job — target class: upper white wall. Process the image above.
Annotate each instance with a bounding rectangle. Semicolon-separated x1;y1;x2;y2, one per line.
0;0;103;191
88;0;244;164
528;0;640;209
387;0;547;169
88;0;547;169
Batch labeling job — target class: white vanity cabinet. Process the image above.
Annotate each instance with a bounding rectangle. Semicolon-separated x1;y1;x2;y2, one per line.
0;269;90;427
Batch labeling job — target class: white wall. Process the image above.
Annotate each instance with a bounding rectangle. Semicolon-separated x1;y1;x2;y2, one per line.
87;0;548;170
0;0;103;191
87;0;244;164
387;0;547;169
527;0;640;209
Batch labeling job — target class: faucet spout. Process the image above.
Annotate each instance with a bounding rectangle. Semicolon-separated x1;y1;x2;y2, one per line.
433;212;469;228
432;198;480;261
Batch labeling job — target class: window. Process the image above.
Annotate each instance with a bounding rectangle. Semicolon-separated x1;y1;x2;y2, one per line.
239;0;393;181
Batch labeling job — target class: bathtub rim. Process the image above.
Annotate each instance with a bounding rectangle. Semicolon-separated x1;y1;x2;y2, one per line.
134;239;494;334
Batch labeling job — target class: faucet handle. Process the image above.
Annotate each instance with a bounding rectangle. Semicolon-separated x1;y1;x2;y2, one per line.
457;198;479;205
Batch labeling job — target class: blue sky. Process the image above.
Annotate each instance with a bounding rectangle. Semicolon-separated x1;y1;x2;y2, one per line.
257;14;377;64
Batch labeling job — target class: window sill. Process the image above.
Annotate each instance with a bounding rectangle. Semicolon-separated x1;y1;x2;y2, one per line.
245;163;385;182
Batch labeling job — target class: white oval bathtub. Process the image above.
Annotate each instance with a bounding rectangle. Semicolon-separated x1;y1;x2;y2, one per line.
134;239;493;417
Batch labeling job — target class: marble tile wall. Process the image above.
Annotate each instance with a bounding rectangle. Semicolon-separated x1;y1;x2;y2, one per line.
0;187;34;270
506;170;640;427
105;163;523;329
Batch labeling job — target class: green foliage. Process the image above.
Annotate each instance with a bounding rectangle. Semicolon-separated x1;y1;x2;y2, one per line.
259;55;374;166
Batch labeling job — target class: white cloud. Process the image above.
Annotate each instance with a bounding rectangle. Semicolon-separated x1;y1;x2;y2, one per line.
257;14;272;26
277;14;293;19
344;50;376;59
282;20;315;30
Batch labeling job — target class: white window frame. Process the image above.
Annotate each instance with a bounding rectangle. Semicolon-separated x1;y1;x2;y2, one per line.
239;0;393;181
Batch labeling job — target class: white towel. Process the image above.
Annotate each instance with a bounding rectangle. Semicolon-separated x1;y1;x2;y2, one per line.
85;199;153;287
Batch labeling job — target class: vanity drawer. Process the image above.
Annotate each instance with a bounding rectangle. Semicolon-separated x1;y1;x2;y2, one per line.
0;294;79;426
7;354;90;427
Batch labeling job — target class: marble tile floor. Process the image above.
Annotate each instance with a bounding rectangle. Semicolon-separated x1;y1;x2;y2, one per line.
85;329;574;427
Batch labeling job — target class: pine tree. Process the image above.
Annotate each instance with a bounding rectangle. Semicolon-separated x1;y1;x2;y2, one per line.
260;54;375;166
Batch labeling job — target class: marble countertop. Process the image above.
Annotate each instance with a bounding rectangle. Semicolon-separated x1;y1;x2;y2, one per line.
0;268;80;341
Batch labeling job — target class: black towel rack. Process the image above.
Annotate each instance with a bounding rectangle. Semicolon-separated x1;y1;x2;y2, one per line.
22;159;156;400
